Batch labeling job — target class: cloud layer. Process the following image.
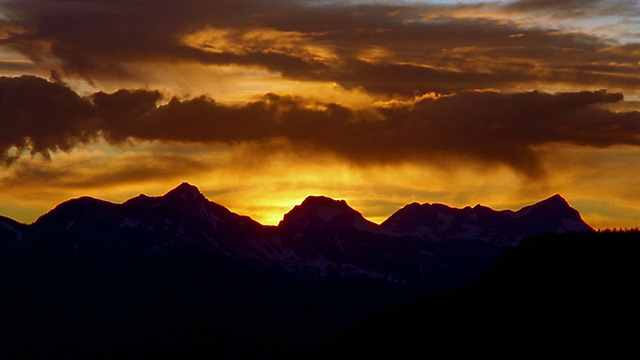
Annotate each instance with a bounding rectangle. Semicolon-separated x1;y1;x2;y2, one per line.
1;0;638;96
1;76;638;177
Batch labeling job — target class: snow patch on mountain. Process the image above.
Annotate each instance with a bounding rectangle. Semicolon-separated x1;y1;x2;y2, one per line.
1;220;23;241
205;211;220;229
437;212;454;232
409;225;434;238
339;263;386;280
246;238;297;262
120;218;140;228
460;224;485;238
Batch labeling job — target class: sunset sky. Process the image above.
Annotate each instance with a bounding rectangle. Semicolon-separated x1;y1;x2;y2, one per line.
0;0;639;229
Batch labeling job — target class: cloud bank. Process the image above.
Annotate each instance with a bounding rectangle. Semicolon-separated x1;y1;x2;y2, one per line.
1;76;638;177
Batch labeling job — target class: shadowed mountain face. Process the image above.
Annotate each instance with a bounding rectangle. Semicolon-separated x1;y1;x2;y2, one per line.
0;215;25;241
0;183;597;358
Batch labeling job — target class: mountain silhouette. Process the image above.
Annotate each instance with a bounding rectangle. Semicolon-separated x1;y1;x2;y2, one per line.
1;183;592;290
0;182;600;358
279;195;382;233
381;194;591;245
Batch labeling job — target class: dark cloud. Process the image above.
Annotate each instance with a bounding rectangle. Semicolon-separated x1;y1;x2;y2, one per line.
2;76;639;178
1;1;637;96
0;0;318;79
0;76;94;165
92;89;164;143
392;90;636;176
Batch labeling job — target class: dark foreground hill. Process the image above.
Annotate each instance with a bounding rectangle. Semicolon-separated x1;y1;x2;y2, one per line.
0;245;413;358
326;231;640;359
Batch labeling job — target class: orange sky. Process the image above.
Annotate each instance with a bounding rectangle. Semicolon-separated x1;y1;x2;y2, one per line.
1;0;639;229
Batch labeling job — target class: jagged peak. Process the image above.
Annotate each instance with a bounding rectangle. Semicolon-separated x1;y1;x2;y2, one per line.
168;182;201;194
540;194;568;205
163;182;206;202
521;194;571;212
510;194;588;228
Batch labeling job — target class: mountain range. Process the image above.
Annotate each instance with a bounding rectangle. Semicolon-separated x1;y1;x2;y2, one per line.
1;183;604;358
1;182;591;290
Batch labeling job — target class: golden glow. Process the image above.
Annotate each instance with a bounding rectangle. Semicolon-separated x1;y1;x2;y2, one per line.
3;138;639;229
374;92;445;108
76;61;379;108
357;46;395;63
183;26;337;63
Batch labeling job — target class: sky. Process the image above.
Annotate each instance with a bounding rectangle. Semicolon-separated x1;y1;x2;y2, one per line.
0;0;639;229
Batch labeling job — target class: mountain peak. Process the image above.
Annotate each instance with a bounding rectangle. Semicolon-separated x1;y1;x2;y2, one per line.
512;194;593;233
301;195;348;209
297;195;354;221
171;181;200;193
518;194;573;214
540;194;569;206
279;195;370;229
163;182;206;203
